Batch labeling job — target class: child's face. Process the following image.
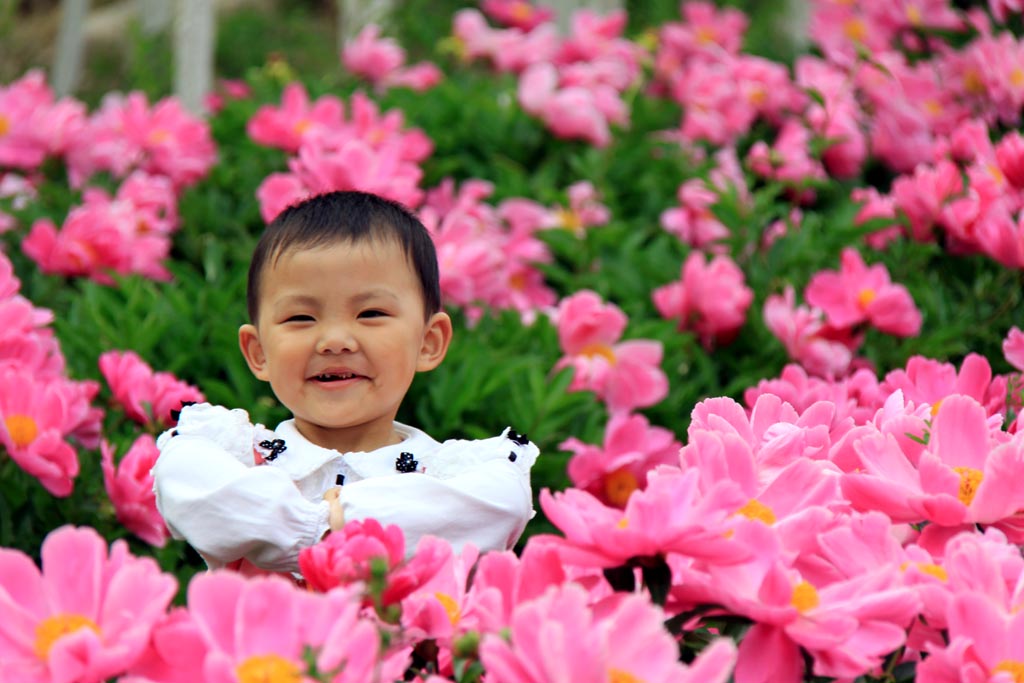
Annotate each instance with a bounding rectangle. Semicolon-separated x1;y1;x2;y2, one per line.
238;239;451;453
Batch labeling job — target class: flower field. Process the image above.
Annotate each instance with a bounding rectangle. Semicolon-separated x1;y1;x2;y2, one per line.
2;0;1024;681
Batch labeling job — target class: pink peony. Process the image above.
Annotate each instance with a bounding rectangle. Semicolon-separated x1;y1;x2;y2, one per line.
101;435;168;547
247;82;345;153
481;0;555;31
1005;326;1024;371
805;248;923;336
653;250;753;348
562;412;681;508
0;525;176;682
480;581;737;683
554;290;669;412
299;518;450;606
763;286;859;379
99;350;205;427
0;70;86;170
881;353;1008;419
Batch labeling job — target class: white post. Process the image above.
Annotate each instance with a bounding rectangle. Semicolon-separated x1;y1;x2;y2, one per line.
544;0;623;33
336;0;396;46
173;0;215;115
52;0;92;97
138;0;173;34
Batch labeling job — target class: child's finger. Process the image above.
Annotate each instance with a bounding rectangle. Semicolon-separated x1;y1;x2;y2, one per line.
323;487;340;501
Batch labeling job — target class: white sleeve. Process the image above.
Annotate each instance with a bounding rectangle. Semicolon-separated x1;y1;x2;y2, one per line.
152;434;331;573
338;459;533;556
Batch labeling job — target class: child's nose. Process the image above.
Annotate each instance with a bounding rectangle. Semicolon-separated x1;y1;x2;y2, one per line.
315;322;358;354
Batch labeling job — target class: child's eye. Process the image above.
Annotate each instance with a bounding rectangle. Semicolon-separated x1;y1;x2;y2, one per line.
284;314;314;322
358;309;387;319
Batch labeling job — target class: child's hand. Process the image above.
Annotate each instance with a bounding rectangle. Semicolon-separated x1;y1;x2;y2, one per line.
323;487;345;535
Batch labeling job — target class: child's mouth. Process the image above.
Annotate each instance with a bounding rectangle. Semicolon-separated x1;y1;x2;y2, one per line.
313;372;359;382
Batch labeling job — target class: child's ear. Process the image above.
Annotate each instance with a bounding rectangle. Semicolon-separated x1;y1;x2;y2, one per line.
417;311;453;371
239;324;270;380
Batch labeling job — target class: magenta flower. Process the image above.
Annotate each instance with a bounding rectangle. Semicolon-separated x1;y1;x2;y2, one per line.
0;365;88;496
653;251;753;348
0;70;86;171
881;352;1009;419
299;518;450;606
763;286;859;379
841;395;1024;539
342;24;442;93
480;582;737;683
518;62;625;148
247;82;345;153
540;467;749;569
562;412;680;508
805;248;923;336
0;525;176;682
101;435;168;547
554;290;668;412
1005;326;1024;371
481;0;555;31
99;350;205;427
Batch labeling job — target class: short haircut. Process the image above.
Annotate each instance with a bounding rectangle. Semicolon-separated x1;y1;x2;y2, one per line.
247;191;441;323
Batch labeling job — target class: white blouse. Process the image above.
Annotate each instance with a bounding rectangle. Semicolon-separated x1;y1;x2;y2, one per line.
152;403;538;573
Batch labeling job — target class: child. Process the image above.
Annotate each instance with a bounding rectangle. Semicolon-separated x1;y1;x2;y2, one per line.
152;191;538;573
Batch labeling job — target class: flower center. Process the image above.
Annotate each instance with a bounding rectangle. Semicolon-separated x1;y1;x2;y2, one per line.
434;592;461;626
35;614;100;660
1012;67;1024;89
579;343;617;365
147;129;171;145
293;118;311;134
916;562;949;581
4;414;39;448
906;4;922;25
603;468;639;507
736;498;776;525
856;288;877;309
0;113;9;136
511;1;534;22
952;466;983;506
790;581;819;613
609;669;644;683
843;17;867;42
556;208;583;235
236;654;303;683
963;69;985;96
994;661;1024;682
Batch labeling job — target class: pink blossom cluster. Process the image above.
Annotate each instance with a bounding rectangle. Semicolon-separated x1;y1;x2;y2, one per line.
23;171;179;284
659;147;749;250
98;349;205;429
554;289;668;413
250;83;433;221
764;248;922;378
417;178;559;323
0;251;102;497
342;24;443;93
653;250;754;349
453;6;644;147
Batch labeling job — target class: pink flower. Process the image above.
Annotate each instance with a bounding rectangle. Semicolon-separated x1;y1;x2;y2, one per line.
99;350;205;427
186;571;387;683
342;24;406;83
121;608;208;683
554;290;668;412
653;251;753;348
539;467;749;569
0;70;86;170
805;248;923;336
67;92;216;189
480;582;737;683
1005;326;1024;371
881;353;1008;418
0;365;86;496
0;525;176;682
247;82;345;153
562;412;681;508
891;160;964;242
763;286;859;379
481;0;555;31
101;435;168;547
518;63;624;148
299;518;450;606
660;179;731;249
840;395;1024;538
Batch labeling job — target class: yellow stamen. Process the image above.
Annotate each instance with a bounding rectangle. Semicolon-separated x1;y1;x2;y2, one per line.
963;69;986;96
609;669;644;683
1011;67;1024;89
4;414;38;448
555;208;583;235
736;499;777;525
929;399;943;417
579;343;617;365
510;1;533;22
0;113;10;136
434;592;461;626
616;517;629;530
35;614;100;660
993;661;1024;682
147;129;170;145
856;288;877;309
844;17;867;42
952;466;983;506
292;119;311;135
236;654;303;683
603;468;639;508
509;272;527;291
906;4;922;25
790;581;819;613
902;561;948;581
923;99;943;117
695;26;717;45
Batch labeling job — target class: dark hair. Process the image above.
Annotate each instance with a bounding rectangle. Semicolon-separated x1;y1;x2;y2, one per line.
247;191;441;323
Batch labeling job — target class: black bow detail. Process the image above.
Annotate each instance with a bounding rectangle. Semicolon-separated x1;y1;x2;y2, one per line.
258;438;288;461
395;452;418;473
169;400;199;422
507;429;530;446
